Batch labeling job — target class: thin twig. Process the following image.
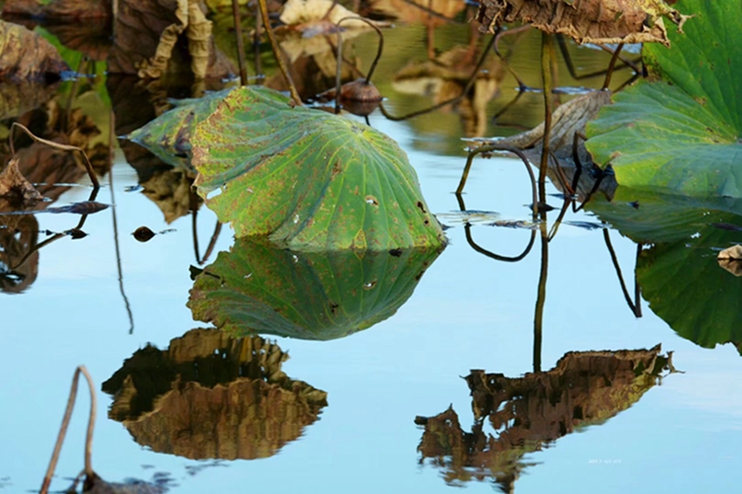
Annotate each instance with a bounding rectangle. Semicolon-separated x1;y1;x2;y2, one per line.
10;122;99;189
257;0;302;105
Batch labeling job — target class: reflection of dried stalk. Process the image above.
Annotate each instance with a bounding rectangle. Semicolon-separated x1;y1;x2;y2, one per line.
379;34;496;121
533;217;548;372
456;194;536;263
555;35;639;84
603;229;642;317
40;366;97;494
192;195;223;265
257;0;302;105
456;144;537;217
10;188;100;272
10;122;99;189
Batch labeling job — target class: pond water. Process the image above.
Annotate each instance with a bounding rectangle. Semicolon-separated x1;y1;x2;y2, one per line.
1;4;741;493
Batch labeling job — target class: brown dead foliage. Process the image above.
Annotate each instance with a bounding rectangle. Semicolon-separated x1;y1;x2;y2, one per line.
417;346;673;487
108;0;235;79
103;329;327;460
0;158;42;207
477;0;691;46
0;20;68;81
2;0;111;19
367;0;467;26
472;90;616;200
0;214;38;293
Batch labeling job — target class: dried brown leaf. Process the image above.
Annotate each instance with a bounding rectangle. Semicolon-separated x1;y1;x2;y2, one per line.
0;19;68;81
0;158;43;206
477;0;691;46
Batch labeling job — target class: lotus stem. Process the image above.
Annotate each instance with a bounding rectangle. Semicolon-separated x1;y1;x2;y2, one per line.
602;43;624;90
231;0;248;85
257;0;301;105
539;32;554;204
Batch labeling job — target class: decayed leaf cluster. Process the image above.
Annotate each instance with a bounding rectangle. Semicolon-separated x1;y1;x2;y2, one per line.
108;0;235;78
103;329;327;460
472;90;616;200
417;346;672;487
0;20;68;81
477;0;691;46
0;159;42;207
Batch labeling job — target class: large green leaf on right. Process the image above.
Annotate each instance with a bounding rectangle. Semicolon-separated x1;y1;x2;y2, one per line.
586;0;742;198
188;237;443;341
588;188;742;351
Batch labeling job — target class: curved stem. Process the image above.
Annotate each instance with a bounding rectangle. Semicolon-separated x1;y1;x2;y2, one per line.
40;366;97;494
335;17;384;84
257;0;301;105
456;144;538;218
464;223;537;262
10;122;99;190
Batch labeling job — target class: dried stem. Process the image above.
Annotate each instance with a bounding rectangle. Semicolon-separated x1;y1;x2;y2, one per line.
602;43;624;90
40;366;97;494
232;0;248;85
257;0;301;105
10;122;99;189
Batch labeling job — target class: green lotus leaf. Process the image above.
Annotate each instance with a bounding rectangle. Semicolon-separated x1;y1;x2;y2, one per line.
588;188;742;351
126;88;236;169
586;0;742;198
188;237;443;341
191;86;446;251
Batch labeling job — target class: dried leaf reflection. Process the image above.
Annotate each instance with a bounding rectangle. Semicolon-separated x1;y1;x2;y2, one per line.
103;329;328;460
417;346;674;490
